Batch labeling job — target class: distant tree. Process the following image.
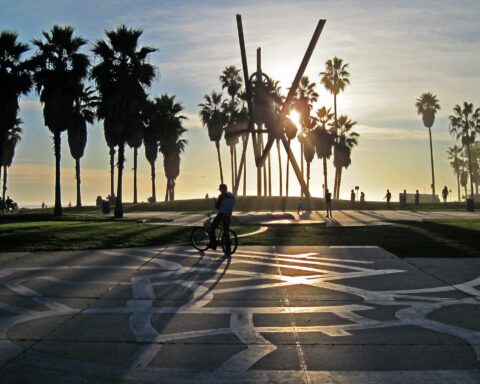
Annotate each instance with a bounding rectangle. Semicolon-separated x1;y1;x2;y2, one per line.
416;92;441;197
320;57;350;198
447;145;464;202
29;25;89;216
1;118;22;201
0;31;31;178
449;102;480;199
92;25;156;217
67;87;96;207
199;91;227;184
313;107;335;197
157;95;187;201
332;115;359;198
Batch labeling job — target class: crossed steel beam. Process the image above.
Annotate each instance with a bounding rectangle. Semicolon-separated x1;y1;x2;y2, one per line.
233;14;326;198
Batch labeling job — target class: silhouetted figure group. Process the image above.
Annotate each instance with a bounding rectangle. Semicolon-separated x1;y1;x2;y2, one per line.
350;189;366;210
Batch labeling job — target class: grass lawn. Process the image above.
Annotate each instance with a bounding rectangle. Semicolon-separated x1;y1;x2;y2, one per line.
1;207;479;258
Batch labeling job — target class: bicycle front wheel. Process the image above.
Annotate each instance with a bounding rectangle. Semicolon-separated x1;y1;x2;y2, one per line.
220;229;238;256
191;227;209;251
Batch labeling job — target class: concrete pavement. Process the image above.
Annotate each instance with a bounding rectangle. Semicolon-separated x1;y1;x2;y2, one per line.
0;245;479;383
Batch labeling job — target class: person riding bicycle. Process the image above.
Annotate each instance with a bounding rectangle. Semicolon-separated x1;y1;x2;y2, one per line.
208;183;235;251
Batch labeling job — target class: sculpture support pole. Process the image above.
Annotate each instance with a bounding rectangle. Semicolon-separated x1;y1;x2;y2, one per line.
234;14;256;196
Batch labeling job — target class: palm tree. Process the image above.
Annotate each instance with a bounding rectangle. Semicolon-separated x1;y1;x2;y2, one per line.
292;76;318;196
92;25;156;218
313;107;335;196
220;66;243;190
127;121;144;204
199;91;227;184
143;98;160;203
449;102;480;200
157;94;187;201
29;25;89;216
67;87;95;207
320;57;350;198
333;115;359;198
319;57;350;122
415;92;441;197
1;119;22;201
0;31;31;172
447;145;464;202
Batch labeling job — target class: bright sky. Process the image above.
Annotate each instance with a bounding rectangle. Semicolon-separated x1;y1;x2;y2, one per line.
2;0;480;206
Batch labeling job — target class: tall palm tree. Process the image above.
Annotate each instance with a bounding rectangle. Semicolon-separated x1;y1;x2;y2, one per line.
127;121;143;204
199;91;226;184
1;119;22;201
320;57;350;198
415;92;441;197
143;98;161;203
319;57;350;122
447;145;464;202
157;94;187;201
92;25;156;218
333;115;359;198
67;87;95;207
449;102;480;200
292;76;318;196
0;31;31;172
314;106;334;196
29;25;89;216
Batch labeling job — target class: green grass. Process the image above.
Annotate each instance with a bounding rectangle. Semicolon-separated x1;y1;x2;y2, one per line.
240;219;480;258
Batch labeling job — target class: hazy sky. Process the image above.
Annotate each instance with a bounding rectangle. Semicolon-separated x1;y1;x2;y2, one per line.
2;0;480;205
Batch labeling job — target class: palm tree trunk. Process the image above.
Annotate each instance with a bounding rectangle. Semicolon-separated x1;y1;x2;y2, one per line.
333;168;338;199
230;145;234;189
165;179;169;202
300;142;304;197
2;166;7;202
323;157;328;197
428;127;436;197
337;167;343;199
464;184;467;199
243;154;247;196
334;93;337;123
171;179;175;201
114;143;125;218
215;141;224;184
466;144;474;199
53;132;62;216
109;147;115;200
75;158;81;207
0;166;2;200
234;144;238;187
277;140;282;197
133;147;138;204
307;161;310;190
286;139;291;197
457;174;460;202
268;152;272;196
151;161;156;203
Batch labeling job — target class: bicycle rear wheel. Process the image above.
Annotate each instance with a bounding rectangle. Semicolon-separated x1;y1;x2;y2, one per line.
220;229;238;256
191;227;209;251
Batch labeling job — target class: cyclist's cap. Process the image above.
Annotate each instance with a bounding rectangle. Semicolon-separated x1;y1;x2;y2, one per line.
218;184;227;191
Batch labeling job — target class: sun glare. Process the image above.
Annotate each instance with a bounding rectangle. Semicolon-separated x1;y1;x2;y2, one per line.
288;110;301;129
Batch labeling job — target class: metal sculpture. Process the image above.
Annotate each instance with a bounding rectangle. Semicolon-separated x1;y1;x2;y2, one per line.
233;14;326;198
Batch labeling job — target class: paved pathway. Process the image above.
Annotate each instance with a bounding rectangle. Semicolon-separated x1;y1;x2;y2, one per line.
127;210;480;227
0;246;479;383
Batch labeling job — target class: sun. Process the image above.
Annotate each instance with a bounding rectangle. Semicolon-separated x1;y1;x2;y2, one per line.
288;110;301;129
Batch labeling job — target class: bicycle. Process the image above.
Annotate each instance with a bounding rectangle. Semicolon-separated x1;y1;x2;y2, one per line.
190;214;238;256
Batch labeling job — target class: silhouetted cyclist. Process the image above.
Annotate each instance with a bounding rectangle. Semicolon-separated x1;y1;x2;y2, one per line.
208;184;235;250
